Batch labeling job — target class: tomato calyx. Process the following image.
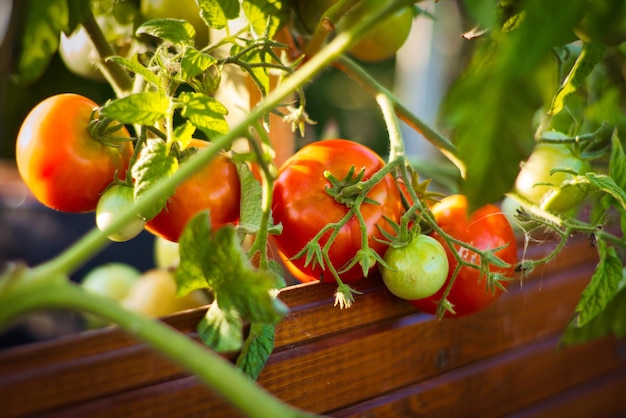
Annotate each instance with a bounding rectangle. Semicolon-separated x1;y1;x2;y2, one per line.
88;112;134;149
324;165;368;207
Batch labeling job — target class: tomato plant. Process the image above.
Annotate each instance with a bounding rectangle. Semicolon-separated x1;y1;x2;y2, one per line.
574;0;626;46
81;262;141;301
145;139;241;242
380;234;449;300
514;143;591;212
96;184;146;242
271;139;402;284
15;94;133;213
409;195;518;318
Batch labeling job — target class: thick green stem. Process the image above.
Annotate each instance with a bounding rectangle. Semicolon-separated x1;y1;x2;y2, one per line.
376;93;405;161
80;7;133;96
0;279;317;418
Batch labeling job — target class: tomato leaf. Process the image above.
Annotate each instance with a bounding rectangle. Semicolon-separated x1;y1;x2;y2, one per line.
179;47;216;80
236;322;275;380
176;213;288;323
16;0;68;86
106;56;161;87
197;0;240;30
235;162;281;235
573;240;623;327
561;270;626;346
100;92;170;125
131;138;178;221
242;0;290;38
178;92;229;140
198;302;244;352
548;42;607;116
136;18;195;47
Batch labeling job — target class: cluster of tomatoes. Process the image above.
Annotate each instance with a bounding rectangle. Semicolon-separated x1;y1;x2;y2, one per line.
19;0;605;320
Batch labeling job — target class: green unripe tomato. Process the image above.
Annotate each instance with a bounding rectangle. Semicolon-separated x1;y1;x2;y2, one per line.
96;184;146;242
141;0;209;46
514;143;591;213
380;234;449;300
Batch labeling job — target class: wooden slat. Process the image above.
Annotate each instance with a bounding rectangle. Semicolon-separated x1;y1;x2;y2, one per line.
331;336;626;418
23;260;600;418
0;236;609;417
508;365;626;418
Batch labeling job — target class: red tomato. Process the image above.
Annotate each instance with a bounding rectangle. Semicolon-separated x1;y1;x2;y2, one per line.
145;139;241;242
271;139;402;284
410;195;518;318
16;94;133;213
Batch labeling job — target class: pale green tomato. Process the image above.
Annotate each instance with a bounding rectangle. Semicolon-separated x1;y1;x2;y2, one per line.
380;234;449;300
141;0;209;46
96;184;146;242
121;269;208;318
81;262;141;301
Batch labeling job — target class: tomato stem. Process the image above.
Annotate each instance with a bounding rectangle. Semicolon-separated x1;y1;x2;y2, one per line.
80;6;133;96
0;279;319;418
335;56;466;178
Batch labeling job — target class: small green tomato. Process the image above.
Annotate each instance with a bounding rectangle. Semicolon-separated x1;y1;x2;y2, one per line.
96;184;146;242
380;234;449;300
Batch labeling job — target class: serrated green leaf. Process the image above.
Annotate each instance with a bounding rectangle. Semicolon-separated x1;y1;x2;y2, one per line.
198;302;244;352
172;121;196;149
242;0;289;38
17;0;68;86
561;269;626;346
131;138;178;220
236;322;275;380
100;92;169;125
548;42;607;116
574;240;622;327
179;48;216;80
136;18;196;46
179;92;229;140
197;0;240;30
177;213;288;323
106;56;161;86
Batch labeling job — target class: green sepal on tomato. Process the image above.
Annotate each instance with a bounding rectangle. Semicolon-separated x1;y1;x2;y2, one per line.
16;94;133;213
271;139;403;284
409;195;518;318
145;139;241;242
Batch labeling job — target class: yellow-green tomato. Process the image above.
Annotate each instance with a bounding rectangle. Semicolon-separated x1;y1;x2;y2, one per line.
514;143;591;213
96;184;146;242
153;235;180;268
141;0;209;46
121;268;208;318
380;234;449;300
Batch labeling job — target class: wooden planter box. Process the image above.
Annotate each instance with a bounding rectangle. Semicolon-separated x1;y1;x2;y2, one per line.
1;235;626;417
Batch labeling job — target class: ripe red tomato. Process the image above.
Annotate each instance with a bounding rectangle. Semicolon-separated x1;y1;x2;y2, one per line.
145;139;241;242
271;139;402;284
410;195;518;318
16;94;133;213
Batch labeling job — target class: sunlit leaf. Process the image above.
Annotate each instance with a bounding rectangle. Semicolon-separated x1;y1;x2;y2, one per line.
17;0;68;85
137;18;195;46
197;0;239;30
179;92;229;140
100;92;169;125
198;302;244;352
242;0;289;38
